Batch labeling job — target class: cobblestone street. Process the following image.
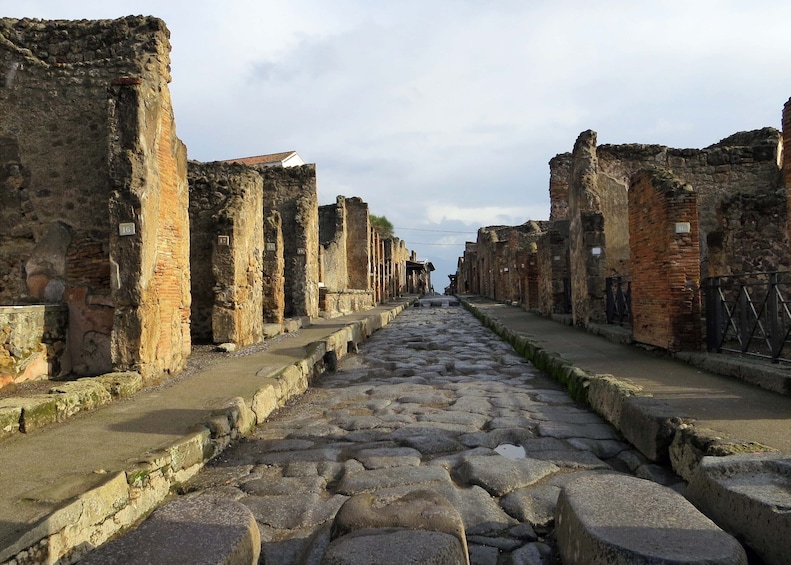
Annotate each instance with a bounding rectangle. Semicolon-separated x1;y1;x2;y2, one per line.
184;305;678;564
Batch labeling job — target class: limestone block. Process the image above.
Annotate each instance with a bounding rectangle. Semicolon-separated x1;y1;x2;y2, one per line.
262;323;281;338
619;396;691;462
95;371;143;399
222;396;257;435
17;395;59;432
327;489;469;565
0;400;22;438
251;381;279;422
322;528;467;565
49;379;113;418
80;495;260;565
585;374;642;430
166;429;212;477
555;473;747;565
687;453;791;565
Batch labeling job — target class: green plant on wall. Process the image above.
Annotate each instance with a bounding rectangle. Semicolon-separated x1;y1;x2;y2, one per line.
370;214;394;239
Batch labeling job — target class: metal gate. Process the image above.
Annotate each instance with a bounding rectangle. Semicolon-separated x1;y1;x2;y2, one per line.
705;271;791;363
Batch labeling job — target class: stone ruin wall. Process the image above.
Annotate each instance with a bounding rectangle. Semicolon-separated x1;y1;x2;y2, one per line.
188;162;264;346
0;16;190;380
317;195;383;317
548;153;571;221
568;130;610;326
345;197;371;291
261;165;319;319
536;220;570;317
595;128;786;277
319;196;349;292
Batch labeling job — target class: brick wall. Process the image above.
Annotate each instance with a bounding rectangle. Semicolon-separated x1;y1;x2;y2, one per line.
629;168;701;351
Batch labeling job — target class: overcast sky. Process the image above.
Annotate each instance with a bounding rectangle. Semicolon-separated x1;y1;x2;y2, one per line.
3;1;791;283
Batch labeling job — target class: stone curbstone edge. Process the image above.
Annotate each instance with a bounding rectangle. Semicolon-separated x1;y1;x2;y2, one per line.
0;300;410;565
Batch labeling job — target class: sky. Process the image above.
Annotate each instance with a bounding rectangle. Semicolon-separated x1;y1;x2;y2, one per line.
3;1;791;285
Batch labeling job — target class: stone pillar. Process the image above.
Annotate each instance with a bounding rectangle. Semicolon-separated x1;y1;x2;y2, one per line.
318;197;349;291
784;98;791;265
345;198;371;291
549;152;571;221
629;168;701;351
568;131;606;327
261;165;319;319
188;162;264;346
263;210;285;324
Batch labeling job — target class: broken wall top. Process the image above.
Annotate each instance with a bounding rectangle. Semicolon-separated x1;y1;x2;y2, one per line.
0;16;172;83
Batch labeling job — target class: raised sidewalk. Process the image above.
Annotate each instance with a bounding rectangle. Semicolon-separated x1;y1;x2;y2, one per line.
0;298;412;564
461;295;791;564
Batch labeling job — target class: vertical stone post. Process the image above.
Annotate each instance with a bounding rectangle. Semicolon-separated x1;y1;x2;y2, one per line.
345;198;371;291
263;210;285;324
784;98;791;262
261;165;319;319
629;168;701;351
568;131;606;327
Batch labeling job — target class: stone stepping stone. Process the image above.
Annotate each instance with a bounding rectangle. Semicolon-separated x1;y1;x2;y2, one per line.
687;453;791;565
555;473;747;565
323;489;469;565
80;495;260;565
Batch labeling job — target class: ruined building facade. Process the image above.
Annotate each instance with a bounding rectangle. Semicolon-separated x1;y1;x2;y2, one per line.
0;17;191;382
0;17;423;390
458;101;791;353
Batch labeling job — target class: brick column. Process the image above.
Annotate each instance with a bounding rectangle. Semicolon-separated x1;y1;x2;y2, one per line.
629;168;701;351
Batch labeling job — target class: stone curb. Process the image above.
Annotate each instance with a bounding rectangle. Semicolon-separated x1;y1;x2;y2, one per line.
0;371;143;441
460;298;776;475
460;297;788;563
0;301;410;565
78;494;261;565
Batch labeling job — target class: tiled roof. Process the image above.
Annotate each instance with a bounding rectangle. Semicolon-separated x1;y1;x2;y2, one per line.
222;151;297;166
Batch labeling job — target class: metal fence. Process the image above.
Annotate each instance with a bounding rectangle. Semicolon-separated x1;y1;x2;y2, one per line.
606;276;631;326
705;271;791;363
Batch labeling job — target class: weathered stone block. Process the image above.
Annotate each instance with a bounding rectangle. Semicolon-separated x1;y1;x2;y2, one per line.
619;396;691;462
80;494;260;565
585;374;642;430
17;395;59;432
556;473;747;565
687;453;791;565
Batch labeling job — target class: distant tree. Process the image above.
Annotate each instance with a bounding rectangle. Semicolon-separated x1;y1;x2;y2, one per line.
370;214;395;239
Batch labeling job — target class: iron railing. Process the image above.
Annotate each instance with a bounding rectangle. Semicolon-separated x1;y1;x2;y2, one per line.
606;276;631;326
705;271;791;363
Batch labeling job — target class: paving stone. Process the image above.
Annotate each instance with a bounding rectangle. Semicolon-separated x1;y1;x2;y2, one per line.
555;473;747;565
526;450;610;470
336;465;452;495
330;489;467;555
537;421;620;441
432;483;518;535
242;493;348;529
80;495;260;565
565;437;629;459
508;542;553;565
239;475;326;495
354;447;422;469
468;543;501;565
457;456;559;496
323;529;468;565
500;484;561;528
